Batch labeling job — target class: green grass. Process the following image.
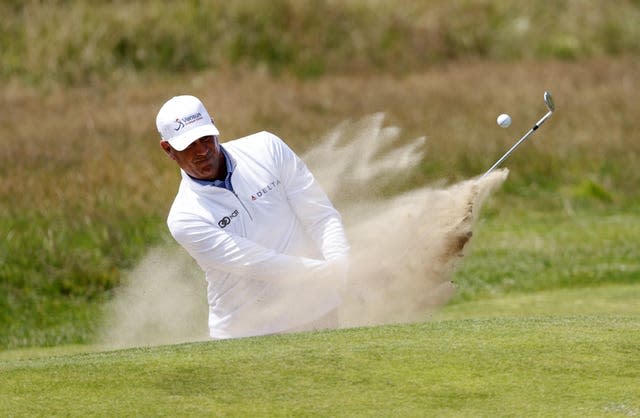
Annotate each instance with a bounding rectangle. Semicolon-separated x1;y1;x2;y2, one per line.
452;209;640;302
435;283;640;320
1;298;638;416
2;268;637;416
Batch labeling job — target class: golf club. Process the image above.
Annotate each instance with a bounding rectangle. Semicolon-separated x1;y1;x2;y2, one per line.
481;91;555;179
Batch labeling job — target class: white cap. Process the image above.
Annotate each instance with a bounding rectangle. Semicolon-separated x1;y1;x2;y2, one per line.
155;95;220;151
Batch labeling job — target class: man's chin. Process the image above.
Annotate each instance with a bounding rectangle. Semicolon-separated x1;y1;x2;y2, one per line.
197;168;218;181
185;168;210;180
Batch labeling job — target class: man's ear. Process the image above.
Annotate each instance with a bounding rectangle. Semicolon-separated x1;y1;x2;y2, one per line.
160;140;177;161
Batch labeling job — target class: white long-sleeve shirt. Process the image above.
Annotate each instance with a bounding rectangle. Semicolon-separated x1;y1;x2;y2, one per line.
167;131;350;338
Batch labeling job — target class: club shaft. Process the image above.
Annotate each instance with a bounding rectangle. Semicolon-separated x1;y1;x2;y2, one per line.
481;110;553;179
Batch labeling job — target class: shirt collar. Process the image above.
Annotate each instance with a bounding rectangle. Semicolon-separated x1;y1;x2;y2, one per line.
188;145;235;191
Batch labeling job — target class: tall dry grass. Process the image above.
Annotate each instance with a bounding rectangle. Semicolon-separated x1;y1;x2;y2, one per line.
2;0;639;84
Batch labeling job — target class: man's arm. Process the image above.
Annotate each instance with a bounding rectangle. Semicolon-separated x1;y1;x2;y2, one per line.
270;133;350;261
170;217;338;285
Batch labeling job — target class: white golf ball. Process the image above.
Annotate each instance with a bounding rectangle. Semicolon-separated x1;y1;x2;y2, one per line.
497;113;512;128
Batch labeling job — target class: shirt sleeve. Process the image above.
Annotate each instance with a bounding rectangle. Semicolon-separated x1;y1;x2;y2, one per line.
267;132;350;262
169;216;342;286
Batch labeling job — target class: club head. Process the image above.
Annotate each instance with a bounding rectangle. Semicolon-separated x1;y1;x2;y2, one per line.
544;91;555;112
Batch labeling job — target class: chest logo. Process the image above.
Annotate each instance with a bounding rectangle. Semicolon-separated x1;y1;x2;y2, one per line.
218;209;239;228
251;180;281;201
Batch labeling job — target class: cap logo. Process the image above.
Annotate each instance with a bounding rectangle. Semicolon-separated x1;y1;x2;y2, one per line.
174;118;185;131
174;112;204;131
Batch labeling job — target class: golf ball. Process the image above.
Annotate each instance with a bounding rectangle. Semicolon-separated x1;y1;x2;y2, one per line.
497;114;511;128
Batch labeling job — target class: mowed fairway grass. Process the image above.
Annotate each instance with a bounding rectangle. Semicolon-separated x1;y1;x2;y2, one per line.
1;292;638;417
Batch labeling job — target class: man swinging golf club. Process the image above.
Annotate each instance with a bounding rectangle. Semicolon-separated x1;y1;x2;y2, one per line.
156;95;350;339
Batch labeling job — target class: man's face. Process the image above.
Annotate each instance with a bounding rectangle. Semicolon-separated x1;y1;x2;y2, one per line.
160;135;225;180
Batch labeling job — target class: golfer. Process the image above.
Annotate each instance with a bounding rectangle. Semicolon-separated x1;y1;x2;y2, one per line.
156;95;350;339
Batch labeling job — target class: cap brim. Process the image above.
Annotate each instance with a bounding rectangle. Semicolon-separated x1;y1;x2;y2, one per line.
167;124;220;151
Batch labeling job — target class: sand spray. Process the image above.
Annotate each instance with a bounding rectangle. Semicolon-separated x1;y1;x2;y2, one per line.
98;114;507;348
